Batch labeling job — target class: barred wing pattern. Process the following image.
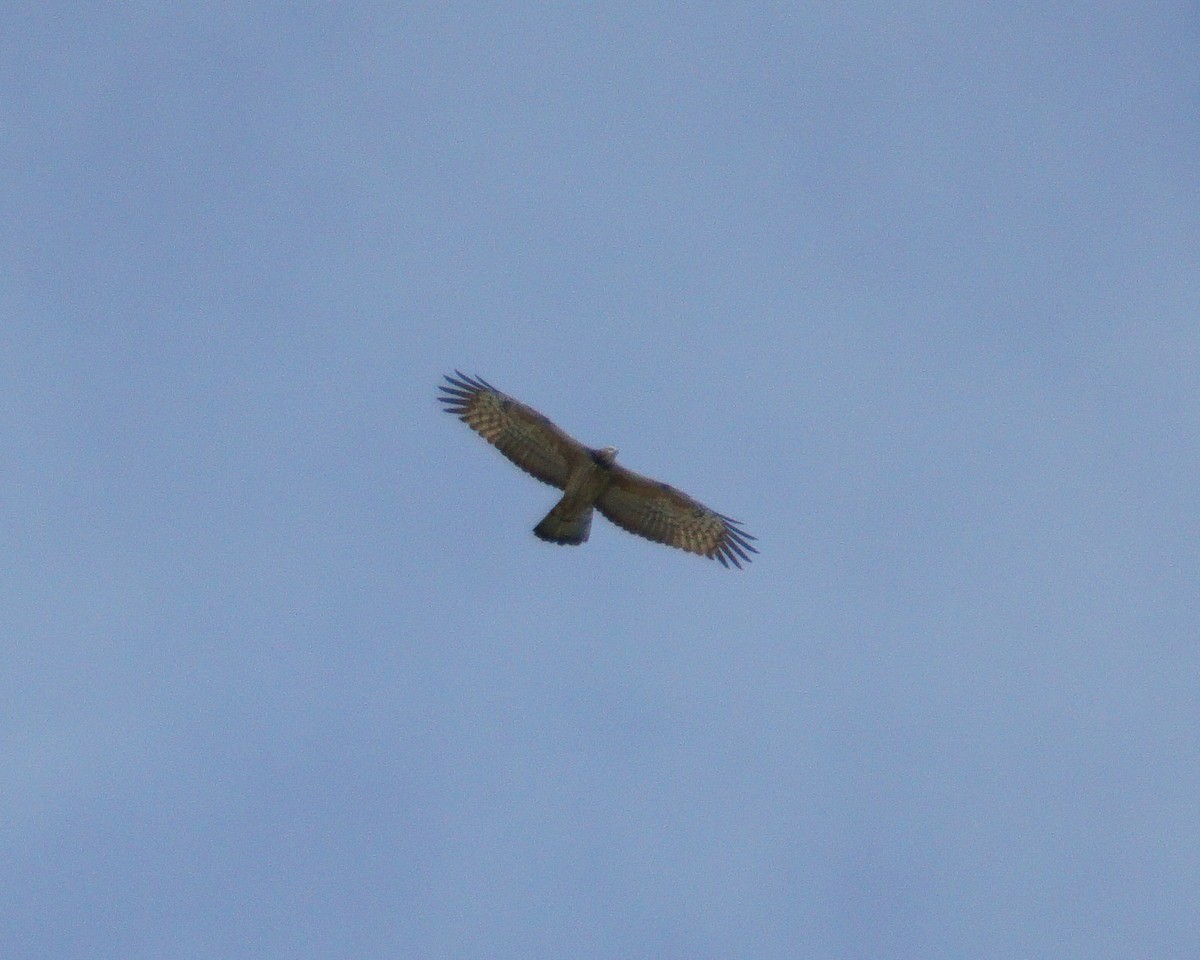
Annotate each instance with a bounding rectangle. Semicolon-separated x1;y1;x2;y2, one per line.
597;466;758;569
438;372;586;489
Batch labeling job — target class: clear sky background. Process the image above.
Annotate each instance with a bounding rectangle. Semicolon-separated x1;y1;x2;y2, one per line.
4;3;1198;958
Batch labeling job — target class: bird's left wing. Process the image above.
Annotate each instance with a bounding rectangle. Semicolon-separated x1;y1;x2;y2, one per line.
596;464;757;568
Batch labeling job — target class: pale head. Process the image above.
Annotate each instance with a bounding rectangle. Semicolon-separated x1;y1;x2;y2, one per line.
594;446;619;466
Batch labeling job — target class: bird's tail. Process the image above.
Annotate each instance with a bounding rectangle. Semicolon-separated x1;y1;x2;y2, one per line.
533;503;592;545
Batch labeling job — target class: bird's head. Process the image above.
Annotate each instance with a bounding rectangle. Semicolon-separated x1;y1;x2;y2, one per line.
594;446;619;466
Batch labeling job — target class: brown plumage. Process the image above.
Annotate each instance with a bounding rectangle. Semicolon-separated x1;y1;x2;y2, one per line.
438;372;757;568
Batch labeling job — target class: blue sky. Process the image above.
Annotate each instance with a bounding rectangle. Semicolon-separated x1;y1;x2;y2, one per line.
4;3;1198;957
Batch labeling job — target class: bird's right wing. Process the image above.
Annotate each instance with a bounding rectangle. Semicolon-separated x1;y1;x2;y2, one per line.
438;372;587;490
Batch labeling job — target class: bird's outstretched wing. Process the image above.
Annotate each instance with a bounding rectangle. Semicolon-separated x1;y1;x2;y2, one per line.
596;465;758;568
438;371;588;489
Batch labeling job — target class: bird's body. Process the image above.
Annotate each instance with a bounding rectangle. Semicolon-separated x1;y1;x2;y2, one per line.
532;446;618;545
438;372;757;568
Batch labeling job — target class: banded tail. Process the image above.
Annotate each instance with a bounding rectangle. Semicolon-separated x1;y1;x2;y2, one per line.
533;504;593;545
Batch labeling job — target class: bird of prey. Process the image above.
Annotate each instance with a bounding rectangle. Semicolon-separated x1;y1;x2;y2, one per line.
438;372;757;568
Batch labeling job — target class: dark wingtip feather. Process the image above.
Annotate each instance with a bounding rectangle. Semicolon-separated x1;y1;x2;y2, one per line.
722;519;757;562
446;370;493;392
706;516;757;569
439;372;497;416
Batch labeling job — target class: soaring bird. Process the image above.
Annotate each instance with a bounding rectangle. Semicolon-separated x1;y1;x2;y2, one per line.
438;372;757;568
